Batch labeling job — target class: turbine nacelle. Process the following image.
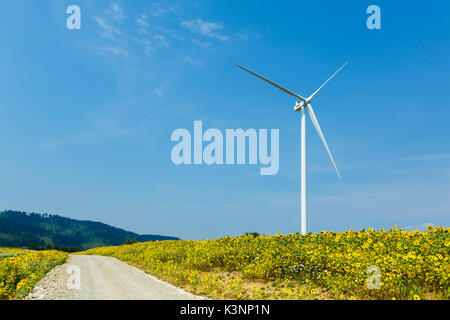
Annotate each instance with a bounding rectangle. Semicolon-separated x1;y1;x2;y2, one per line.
294;101;305;112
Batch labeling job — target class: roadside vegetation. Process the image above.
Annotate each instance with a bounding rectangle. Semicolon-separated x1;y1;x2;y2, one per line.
0;249;67;300
0;248;27;259
79;226;449;300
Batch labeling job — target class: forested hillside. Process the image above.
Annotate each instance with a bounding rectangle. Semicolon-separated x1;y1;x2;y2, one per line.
0;210;179;251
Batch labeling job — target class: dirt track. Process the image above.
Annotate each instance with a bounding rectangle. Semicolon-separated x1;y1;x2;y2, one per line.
27;255;205;300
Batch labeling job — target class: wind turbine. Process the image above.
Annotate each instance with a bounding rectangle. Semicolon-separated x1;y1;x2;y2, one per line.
235;62;348;235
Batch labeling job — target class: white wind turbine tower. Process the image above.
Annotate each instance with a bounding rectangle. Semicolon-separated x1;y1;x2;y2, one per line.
235;62;348;235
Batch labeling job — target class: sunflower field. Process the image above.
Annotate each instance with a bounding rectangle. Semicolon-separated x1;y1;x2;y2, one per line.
80;226;449;300
0;248;27;259
0;250;68;300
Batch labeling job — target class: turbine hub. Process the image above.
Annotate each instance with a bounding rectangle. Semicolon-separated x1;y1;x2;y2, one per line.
294;101;304;112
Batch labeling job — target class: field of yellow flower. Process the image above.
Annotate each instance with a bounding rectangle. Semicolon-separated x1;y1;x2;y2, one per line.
0;248;27;259
0;248;27;254
80;226;449;300
0;249;67;300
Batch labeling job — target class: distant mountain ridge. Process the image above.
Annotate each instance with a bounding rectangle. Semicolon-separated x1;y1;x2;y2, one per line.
0;210;179;251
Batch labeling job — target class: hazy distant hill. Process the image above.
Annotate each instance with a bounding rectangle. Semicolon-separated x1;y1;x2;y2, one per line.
0;210;179;251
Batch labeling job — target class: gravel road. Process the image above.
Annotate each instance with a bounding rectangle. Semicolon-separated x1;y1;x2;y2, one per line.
27;255;205;300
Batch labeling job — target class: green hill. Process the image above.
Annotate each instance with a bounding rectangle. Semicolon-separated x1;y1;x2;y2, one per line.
0;210;179;251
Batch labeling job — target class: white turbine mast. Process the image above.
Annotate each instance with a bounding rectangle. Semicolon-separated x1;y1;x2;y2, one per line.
235;62;348;234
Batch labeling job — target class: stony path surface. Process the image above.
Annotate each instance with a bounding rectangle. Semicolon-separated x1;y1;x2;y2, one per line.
27;255;205;300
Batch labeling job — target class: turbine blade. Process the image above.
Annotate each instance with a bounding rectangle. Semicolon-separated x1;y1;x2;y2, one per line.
307;104;341;179
235;64;306;102
307;61;348;102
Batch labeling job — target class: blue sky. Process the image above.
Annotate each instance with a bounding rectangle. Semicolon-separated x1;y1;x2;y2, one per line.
1;0;449;239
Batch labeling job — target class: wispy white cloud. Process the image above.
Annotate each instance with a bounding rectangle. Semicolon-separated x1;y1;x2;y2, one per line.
403;154;450;161
89;3;238;61
93;45;128;57
91;2;129;57
106;2;126;23
154;34;169;48
132;38;151;54
93;16;123;40
92;2;126;39
151;2;178;17
153;83;168;97
133;10;173;53
181;19;228;41
136;13;149;34
133;34;169;54
236;30;261;41
191;38;211;50
184;55;204;67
